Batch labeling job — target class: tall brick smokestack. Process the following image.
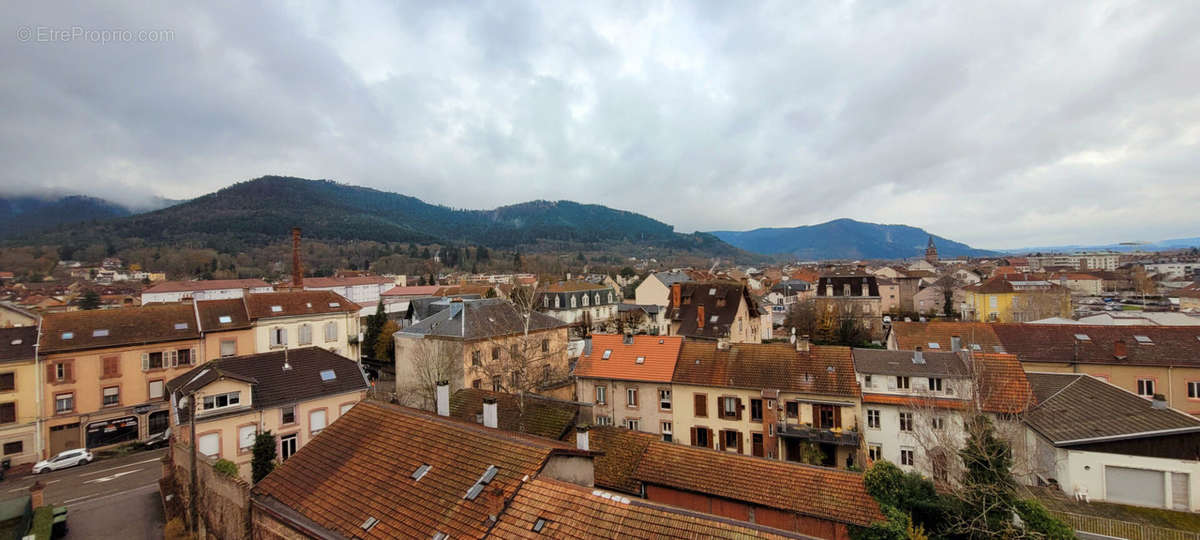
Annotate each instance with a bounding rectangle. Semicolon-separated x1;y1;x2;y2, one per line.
292;227;303;289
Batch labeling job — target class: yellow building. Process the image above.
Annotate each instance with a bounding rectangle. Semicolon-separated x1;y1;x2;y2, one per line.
39;304;203;456
167;347;368;481
245;291;362;361
195;298;258;362
0;327;42;465
965;277;1070;322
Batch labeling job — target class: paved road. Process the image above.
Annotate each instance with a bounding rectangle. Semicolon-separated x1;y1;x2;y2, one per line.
0;449;166;539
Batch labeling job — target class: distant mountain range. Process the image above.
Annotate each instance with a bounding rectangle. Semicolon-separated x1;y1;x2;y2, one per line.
709;219;997;260
0;194;179;240
1000;237;1200;254
9;176;743;257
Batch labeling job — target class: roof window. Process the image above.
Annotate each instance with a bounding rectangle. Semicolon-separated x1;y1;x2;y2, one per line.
970;344;981;351
1074;334;1090;341
218;315;232;324
602;349;612;360
174;322;188;330
360;517;379;531
708;288;717;295
10;339;22;346
305;302;312;308
532;518;547;533
270;305;283;312
433;533;449;540
658;339;664;344
92;329;109;337
635;356;645;364
709;315;719;323
411;463;432;481
1134;335;1152;344
320;369;336;382
927;342;940;349
329;302;340;307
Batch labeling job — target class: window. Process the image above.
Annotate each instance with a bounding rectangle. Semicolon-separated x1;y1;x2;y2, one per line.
340;403;354;415
661;421;673;442
720;397;739;419
816;404;836;429
198;433;220;457
541;339;549;352
55;393;73;414
722;430;740;452
693;427;710;448
298;324;313;345
659;389;671;410
596;415;613;426
492;376;502;392
899;412;913;432
324;322;338;342
319;369;337;382
281;433;298;461
785;401;799;418
931;416;946;430
218;315;233;324
750;399;763;422
55;363;66;381
625;418;640;431
202;391;241;411
0;403;13;424
310;410;327;434
694;394;707;417
492;348;501;361
149;380;164;400
1137;378;1155;397
626;387;638;407
864;374;872;388
1189;381;1200;399
868;444;882;461
897;376;910;390
270;305;283;313
472;379;481;389
582;294;589;307
867;409;881;429
239;425;257;450
281;406;296;425
594;386;607;404
601;349;612;360
0;373;13;392
928;378;943;392
570;296;577;308
102;386;119;407
61;332;73;340
3;441;22;455
220;339;237;358
270;327;287;347
92;329;109;337
175;348;193;367
900;448;915;466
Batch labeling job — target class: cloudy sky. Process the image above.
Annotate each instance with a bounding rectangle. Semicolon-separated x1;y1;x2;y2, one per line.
3;1;1198;249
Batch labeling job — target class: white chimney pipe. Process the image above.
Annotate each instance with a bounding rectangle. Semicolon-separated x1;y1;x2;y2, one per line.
913;346;925;364
951;335;962;353
482;397;498;429
435;380;450;417
576;426;589;452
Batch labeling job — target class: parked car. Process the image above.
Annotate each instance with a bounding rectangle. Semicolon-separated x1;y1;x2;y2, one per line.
33;449;93;474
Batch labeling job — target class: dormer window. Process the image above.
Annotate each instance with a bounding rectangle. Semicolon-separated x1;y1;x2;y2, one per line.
1074;334;1090;341
201;391;241;411
554;296;560;308
92;329;109;337
271;305;283;312
582;295;589;307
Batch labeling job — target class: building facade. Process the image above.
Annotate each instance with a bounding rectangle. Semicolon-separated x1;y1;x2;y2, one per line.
0;327;41;465
140;279;273;304
575;334;682;439
535;281;619;326
244;291;362;360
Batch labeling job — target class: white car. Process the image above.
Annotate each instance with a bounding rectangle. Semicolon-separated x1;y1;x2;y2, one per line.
33;449;93;474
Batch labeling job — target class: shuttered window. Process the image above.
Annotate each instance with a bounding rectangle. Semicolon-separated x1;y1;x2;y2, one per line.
310;410;327;434
298;324;313;345
324;322;338;342
0;403;14;424
694;394;707;418
102;357;120;378
239;425;257;450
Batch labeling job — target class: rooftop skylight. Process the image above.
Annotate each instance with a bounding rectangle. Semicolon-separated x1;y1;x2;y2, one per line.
927;342;940;349
61;332;73;340
92;329;109;337
360;517;379;531
602;349;612;359
174;322;188;330
1134;335;1152;344
532;518;547;533
270;305;283;312
708;288;717;295
329;302;340;307
10;339;21;346
1074;334;1091;341
635;356;645;364
320;369;336;382
218;315;232;324
411;463;432;481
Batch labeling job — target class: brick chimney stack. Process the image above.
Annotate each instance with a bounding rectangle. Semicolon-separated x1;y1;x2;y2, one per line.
697;305;705;328
671;283;681;307
1113;339;1127;359
291;227;304;289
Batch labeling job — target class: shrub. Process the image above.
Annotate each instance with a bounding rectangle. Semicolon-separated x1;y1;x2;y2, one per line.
212;458;238;478
163;517;194;540
30;506;53;540
1015;499;1073;540
252;431;277;483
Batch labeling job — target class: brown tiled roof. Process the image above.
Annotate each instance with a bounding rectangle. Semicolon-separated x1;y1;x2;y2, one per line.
252;401;580;539
195;298;251;331
143;278;270;293
303;276;394;288
166;347;367;412
673;342;859;397
0;326;36;363
40;304;199;353
576;334;683;383
567;426;659;495
632;441;884;527
851;348;969;377
862;394;968;410
449;388;580;440
669;282;761;340
990;324;1200;367
492;477;801;539
1024;373;1200;445
973;353;1035;413
890;322;1004;353
244;291;359;319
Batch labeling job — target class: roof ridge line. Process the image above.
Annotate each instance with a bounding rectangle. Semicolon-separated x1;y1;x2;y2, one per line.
1029;373;1085;412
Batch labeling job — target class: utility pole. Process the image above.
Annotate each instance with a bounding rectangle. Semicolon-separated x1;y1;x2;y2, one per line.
188;392;198;535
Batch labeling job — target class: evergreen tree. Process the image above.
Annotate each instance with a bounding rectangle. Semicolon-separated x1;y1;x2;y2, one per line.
477;246;489;262
408;243;419;258
252;430;277;483
78;290;102;310
513;251;522;270
942;288;954;318
418;275;427;286
374;320;400;361
421;247;431;259
362;302;386;360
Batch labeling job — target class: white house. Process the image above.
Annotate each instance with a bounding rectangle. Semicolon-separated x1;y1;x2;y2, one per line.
633;271;692;307
141;279;274;304
303;275;402;317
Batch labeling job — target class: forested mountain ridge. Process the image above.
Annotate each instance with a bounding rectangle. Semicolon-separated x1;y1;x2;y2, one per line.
710;218;996;260
0;195;132;239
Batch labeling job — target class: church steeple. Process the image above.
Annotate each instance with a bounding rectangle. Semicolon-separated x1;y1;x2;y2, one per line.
925;236;939;264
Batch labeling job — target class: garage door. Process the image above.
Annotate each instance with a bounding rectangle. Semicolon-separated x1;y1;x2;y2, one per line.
1106;466;1165;508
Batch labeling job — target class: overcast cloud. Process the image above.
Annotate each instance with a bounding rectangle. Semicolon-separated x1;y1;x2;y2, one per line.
3;1;1199;249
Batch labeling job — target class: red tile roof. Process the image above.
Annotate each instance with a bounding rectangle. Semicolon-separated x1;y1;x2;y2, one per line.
566;426;659;495
673;342;860;397
990;324;1200;367
492;477;801;539
632;441;884;527
972;353;1036;413
890;321;1004;353
143;278;270;293
668;281;762;339
244;291;359;319
576;334;683;383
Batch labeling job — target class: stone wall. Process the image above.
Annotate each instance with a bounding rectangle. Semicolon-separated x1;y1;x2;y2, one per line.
170;441;252;540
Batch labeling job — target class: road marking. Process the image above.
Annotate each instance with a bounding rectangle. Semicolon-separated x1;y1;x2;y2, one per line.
63;482;158;506
79;457;161;477
6;479;59;493
83;469;142;484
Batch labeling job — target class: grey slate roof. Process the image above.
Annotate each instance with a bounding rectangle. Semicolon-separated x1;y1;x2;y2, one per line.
653;271;692;286
851;348;969;377
400;298;566;340
405;295;482;322
1024;372;1200;445
0;326;36;363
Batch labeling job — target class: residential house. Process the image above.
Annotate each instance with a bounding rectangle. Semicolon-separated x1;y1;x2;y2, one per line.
763;281;813;325
671;340;863;469
912;276;967;317
302;275;399;317
194;298;256;362
39;304;202;455
613;303;669;335
0;302;38;328
667;281;765;343
0;327;41;465
1049;273;1104;296
166;347;368;481
535;280;619;326
1022;373;1200;511
633;270;692;307
854;347;1033;482
950;268;982;285
447;387;587;440
244;291;362;360
964;276;1071;322
815;271;883;340
141;279;273;304
876;278;901;314
394;298;570;404
893;270;936;312
575;334;683;439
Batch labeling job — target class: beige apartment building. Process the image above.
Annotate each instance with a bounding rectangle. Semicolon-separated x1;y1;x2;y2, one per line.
666;282;765;343
574;334;683;440
244;291;362;360
167;347;368;481
195;298;257;362
0;327;42;465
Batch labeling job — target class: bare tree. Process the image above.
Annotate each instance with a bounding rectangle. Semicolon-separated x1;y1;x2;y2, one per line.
396;338;462;409
473;288;572;418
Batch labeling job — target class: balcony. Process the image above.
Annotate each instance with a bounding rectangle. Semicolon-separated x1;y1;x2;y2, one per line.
777;423;861;447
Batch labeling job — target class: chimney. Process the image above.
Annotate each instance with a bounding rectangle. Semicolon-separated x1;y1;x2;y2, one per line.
1113;339;1127;359
623;333;634;346
482;397;498;429
671;283;681;307
697;305;705;328
913;346;925;364
575;425;590;452
1151;394;1168;409
291;227;304;289
29;480;43;508
717;338;730;351
436;380;450;417
795;335;810;352
484;486;505;523
282;347;292;371
951;335;962;353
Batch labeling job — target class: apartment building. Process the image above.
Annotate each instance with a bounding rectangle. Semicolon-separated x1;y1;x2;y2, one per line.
535;280;619;326
574;334;683;439
244;291;362;360
815;272;884;339
666;281;765;343
140;279;273;304
0;327;41;465
194;298;256;362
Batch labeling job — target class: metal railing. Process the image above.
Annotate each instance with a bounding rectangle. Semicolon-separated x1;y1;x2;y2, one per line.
1050;510;1199;540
